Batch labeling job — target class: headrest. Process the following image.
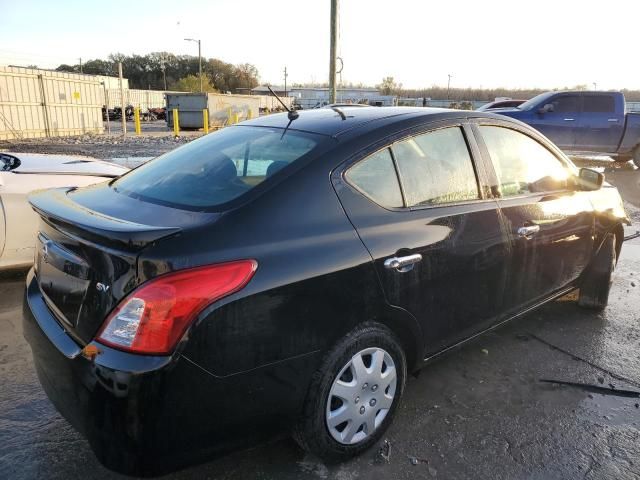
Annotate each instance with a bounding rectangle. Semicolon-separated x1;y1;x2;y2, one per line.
266;160;288;177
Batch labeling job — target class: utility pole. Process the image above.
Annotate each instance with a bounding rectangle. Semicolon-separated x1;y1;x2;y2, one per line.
118;62;126;137
447;74;453;100
101;81;111;135
198;40;202;92
160;61;167;91
185;38;202;92
328;0;338;104
79;57;82;74
284;66;288;97
593;82;597;90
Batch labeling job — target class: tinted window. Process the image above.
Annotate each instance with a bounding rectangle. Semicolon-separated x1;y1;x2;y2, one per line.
113;127;319;210
345;148;403;208
551;95;580;113
479;126;569;197
392;127;479;207
583;95;615;113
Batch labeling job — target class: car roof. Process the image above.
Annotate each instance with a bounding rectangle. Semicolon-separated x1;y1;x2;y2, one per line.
1;152;129;176
241;106;466;137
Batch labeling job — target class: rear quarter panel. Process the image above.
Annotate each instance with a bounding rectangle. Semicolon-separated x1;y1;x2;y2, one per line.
137;142;411;378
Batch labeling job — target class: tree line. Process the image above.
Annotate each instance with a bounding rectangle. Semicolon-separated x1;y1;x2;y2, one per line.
55;52;259;93
294;77;640;102
51;58;640;102
377;77;640;102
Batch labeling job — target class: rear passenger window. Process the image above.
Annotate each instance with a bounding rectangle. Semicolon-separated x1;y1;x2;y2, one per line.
583;95;615;113
479;126;570;196
345;148;403;208
392;127;479;207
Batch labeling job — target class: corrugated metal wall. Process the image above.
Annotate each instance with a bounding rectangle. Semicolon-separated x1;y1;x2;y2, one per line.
166;93;261;128
0;66;104;140
258;95;293;110
105;89;181;110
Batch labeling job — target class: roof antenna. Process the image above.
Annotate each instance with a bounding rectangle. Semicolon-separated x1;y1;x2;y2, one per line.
267;85;298;120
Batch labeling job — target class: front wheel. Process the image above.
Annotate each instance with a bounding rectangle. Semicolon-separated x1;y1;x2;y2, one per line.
578;234;616;310
293;322;407;461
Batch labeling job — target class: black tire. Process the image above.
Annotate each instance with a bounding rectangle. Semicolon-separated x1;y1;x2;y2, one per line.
578;234;616;310
293;322;407;461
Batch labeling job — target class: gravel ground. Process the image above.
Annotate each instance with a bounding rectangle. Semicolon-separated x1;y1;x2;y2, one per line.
0;133;198;160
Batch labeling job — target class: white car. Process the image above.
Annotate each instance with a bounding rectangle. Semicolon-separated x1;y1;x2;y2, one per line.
0;152;129;270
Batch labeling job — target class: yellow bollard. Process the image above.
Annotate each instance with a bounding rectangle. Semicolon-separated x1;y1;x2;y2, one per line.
233;112;239;124
173;109;179;137
247;109;253;120
134;107;141;135
227;107;233;125
203;109;209;134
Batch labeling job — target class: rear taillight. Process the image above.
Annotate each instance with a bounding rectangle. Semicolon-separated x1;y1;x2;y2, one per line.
96;260;257;355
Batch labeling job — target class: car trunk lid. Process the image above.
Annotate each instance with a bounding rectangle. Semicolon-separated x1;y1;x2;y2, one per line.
29;187;182;345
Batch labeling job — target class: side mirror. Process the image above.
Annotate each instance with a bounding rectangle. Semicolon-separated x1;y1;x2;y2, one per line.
0;153;21;172
577;168;604;191
537;103;554;114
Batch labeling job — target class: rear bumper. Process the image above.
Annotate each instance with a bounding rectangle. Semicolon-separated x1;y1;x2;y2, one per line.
22;269;317;475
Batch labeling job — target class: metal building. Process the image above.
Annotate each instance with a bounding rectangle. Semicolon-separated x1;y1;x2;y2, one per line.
0;66;104;140
166;93;260;129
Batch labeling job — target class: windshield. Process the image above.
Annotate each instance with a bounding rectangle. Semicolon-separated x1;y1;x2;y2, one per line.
113;126;321;210
516;92;555;111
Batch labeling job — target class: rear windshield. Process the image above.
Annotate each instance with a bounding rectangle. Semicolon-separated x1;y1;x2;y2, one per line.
112;126;320;210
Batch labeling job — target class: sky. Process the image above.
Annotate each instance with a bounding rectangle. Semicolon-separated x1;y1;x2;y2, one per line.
1;0;639;90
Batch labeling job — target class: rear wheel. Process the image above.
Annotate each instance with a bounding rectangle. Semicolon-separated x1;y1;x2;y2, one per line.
578;234;616;310
294;322;406;461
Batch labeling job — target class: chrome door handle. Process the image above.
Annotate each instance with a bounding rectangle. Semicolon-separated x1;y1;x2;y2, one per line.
384;253;422;272
563;118;575;121
517;225;540;239
607;118;619;122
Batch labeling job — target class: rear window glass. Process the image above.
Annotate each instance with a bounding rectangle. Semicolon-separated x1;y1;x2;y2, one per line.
113;126;320;210
583;95;615;113
345;148;403;208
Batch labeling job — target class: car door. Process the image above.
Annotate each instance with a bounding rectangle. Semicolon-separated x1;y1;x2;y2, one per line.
528;94;581;150
472;121;595;312
576;94;624;152
333;122;511;356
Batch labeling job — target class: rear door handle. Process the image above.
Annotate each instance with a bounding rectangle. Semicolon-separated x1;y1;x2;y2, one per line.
517;225;540;239
384;253;422;272
607;118;619;122
563;118;575;121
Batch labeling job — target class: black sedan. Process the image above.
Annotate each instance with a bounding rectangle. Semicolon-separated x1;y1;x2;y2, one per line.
23;106;628;475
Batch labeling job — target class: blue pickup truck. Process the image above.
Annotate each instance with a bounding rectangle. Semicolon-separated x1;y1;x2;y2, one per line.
493;91;640;167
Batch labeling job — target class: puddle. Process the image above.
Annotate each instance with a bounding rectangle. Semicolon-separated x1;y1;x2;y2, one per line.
580;392;640;427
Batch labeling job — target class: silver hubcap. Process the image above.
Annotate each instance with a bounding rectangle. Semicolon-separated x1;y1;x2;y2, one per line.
326;347;397;445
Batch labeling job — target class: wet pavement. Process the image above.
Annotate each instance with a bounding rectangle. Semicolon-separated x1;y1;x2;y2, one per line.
1;162;640;479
